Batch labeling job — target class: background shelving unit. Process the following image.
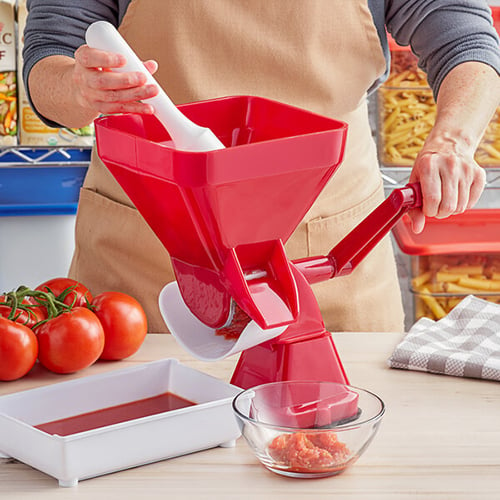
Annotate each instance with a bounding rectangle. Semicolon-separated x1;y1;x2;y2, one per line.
381;166;500;192
0;146;91;166
381;166;500;209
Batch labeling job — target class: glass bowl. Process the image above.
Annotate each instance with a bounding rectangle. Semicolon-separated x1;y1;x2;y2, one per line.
232;380;385;478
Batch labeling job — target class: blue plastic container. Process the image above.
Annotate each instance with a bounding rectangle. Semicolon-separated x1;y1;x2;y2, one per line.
0;165;88;216
0;148;90;290
0;148;90;215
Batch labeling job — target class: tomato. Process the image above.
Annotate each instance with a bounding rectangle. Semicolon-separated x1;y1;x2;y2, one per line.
215;305;250;340
0;304;32;326
36;277;93;308
24;296;49;325
36;307;105;374
0;317;38;381
268;432;351;474
0;296;47;328
91;291;148;360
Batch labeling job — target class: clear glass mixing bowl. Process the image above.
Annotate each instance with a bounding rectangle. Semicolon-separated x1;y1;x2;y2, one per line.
232;380;385;478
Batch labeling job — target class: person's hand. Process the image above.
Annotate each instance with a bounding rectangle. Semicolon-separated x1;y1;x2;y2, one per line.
72;44;159;117
407;134;486;234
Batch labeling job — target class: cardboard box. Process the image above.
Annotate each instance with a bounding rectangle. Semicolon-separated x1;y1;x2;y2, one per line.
17;0;94;146
0;0;17;145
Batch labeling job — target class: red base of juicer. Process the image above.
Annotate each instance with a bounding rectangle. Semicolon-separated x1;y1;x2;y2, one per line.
231;327;348;388
231;263;348;389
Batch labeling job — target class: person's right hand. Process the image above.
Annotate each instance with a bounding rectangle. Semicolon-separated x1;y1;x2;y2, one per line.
72;44;159;117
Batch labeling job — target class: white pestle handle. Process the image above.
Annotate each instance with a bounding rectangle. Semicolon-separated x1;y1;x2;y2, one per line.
85;21;225;152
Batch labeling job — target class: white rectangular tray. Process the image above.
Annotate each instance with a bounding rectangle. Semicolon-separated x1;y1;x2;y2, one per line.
0;359;242;487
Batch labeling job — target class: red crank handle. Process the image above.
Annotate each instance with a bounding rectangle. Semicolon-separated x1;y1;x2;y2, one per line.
293;183;422;284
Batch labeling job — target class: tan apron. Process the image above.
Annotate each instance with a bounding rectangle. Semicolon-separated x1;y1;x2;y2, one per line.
69;0;405;333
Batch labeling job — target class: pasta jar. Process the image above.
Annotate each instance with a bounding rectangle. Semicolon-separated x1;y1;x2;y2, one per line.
392;209;500;322
474;6;500;167
378;32;500;168
377;39;433;166
475;107;500;167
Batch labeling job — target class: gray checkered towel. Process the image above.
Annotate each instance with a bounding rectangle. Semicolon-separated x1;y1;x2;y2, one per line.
388;295;500;381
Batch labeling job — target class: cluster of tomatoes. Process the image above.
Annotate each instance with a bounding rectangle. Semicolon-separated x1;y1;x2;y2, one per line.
0;277;148;382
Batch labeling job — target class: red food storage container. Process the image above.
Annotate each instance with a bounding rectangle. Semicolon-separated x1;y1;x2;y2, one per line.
392;209;500;321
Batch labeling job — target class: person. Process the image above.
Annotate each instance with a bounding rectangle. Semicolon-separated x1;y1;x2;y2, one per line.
23;0;500;333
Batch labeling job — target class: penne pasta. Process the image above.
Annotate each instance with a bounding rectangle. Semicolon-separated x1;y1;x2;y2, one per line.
379;51;499;167
411;253;500;321
418;287;447;320
411;270;432;289
457;277;500;292
442;265;484;275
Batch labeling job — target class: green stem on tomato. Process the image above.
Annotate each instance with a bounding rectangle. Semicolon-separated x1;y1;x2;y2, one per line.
1;285;76;329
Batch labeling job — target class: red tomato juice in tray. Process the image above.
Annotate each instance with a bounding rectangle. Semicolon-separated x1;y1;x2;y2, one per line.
35;392;196;436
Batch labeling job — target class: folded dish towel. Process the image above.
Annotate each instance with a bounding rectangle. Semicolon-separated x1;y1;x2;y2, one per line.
388;295;500;381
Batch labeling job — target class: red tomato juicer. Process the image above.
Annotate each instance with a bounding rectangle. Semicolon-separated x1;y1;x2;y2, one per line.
94;96;421;397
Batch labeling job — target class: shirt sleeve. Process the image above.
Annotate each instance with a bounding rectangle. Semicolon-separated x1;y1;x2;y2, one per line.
23;0;125;127
385;0;500;97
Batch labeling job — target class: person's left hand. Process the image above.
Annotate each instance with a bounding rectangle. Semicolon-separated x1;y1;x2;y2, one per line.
407;135;486;233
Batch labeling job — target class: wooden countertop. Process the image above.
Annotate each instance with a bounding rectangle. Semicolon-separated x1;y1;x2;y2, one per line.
1;332;499;499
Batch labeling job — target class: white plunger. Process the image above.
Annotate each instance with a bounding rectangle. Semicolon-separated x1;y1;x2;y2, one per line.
85;21;225;152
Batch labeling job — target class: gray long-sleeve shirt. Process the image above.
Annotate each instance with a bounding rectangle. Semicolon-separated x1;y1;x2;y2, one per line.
23;0;500;128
